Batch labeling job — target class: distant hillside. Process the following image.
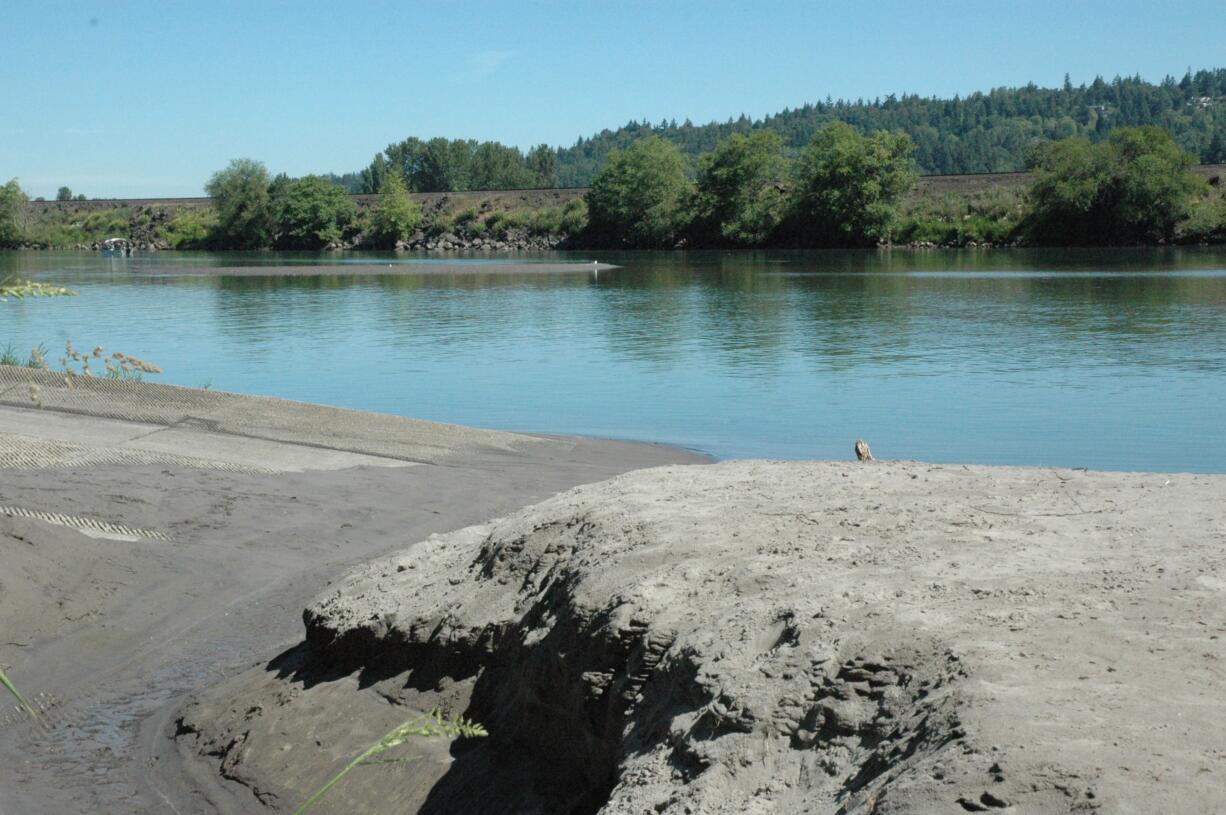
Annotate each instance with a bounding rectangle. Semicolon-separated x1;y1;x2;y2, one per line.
552;69;1226;184
332;69;1226;192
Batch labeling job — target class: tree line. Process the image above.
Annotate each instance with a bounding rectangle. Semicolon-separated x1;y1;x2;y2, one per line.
330;69;1226;193
581;123;1224;248
3;123;1223;250
199;161;424;249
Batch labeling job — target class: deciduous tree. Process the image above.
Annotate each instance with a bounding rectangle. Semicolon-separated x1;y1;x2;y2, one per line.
0;179;27;245
1025;126;1204;244
585;137;692;248
691;131;788;246
272;175;355;249
368;171;421;246
787;123;917;246
204;159;274;248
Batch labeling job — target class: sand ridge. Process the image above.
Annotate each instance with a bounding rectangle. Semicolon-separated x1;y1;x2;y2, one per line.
180;460;1226;813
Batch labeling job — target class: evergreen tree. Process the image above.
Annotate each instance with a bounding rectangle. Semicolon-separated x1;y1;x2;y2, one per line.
1207;131;1226;164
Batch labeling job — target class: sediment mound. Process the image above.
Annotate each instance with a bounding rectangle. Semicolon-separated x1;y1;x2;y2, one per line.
177;461;1226;813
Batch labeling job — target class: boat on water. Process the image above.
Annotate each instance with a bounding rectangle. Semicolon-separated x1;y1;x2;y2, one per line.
101;237;132;257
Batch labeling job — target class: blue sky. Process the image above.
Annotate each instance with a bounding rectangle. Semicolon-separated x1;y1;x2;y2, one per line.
2;0;1223;198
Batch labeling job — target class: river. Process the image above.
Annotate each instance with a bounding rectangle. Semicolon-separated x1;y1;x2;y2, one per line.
3;248;1226;472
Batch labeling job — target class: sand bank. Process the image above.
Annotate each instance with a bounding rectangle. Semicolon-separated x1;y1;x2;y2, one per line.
179;460;1226;814
128;261;618;278
4;366;1224;813
0;368;703;813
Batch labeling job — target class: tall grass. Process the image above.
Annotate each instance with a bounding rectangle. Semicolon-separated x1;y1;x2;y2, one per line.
1;342;50;368
292;708;486;815
0;668;40;722
20;207;138;248
58;340;162;381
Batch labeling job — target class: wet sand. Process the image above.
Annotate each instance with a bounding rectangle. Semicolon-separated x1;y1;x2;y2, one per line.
0;369;705;814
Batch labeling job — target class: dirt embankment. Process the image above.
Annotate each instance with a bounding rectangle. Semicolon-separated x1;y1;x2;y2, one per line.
22;187;590;216
178;459;1226;814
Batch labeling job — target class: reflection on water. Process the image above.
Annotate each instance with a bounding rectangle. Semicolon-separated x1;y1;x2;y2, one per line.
3;248;1226;471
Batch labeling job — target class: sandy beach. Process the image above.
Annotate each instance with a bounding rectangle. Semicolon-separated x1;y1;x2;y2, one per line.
0;368;704;814
179;460;1226;814
2;367;1225;813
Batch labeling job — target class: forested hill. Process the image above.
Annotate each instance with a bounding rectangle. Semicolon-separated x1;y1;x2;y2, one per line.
557;70;1226;182
332;69;1226;192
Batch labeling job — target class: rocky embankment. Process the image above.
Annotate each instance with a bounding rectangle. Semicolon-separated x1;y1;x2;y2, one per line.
383;227;566;253
176;460;1226;814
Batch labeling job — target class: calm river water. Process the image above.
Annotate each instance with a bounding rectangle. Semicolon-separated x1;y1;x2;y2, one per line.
3;249;1226;472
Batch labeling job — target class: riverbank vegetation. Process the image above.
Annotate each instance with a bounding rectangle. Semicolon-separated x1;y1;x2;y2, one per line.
3;128;1225;251
580;123;1223;249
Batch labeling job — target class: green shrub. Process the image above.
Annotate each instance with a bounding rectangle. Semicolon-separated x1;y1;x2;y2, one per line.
470;200;583;240
527;208;562;235
1179;195;1226;243
160;207;218;249
429;211;456;235
272;175;356;249
558;198;588;235
368;172;421;247
1024;126;1205;244
897;189;1025;245
13;200;138;247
